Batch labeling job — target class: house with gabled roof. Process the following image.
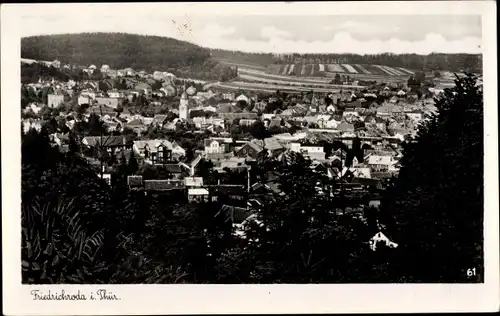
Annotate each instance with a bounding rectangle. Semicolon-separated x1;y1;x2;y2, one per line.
133;139;186;163
153;114;168;126
82;135;132;156
236;142;265;159
367;155;396;172
389;96;399;103
204;137;232;154
125;118;146;133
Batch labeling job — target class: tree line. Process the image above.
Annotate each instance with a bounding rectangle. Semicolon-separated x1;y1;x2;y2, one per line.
22;33;239;82
21;60;237;85
210;49;482;73
22;33;211;71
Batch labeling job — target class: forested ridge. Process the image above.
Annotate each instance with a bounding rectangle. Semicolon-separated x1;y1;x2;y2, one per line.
21;33;241;81
22;33;211;71
210;49;482;73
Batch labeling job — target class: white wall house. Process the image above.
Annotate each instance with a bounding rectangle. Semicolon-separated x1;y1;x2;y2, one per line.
205;139;226;154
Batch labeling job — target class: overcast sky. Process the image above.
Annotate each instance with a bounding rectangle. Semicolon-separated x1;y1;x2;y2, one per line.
20;10;482;54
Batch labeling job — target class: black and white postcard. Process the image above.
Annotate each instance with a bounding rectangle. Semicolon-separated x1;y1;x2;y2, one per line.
2;1;498;314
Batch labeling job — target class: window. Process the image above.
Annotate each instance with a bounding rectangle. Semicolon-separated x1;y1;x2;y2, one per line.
165;148;172;161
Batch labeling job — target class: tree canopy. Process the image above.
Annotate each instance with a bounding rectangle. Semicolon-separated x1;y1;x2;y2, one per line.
381;73;483;282
21;74;483;284
21;33;238;81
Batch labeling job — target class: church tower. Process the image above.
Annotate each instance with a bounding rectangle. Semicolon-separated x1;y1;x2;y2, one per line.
179;85;189;121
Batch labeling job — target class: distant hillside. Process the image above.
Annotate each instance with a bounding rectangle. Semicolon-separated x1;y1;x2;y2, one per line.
22;33;211;70
21;33;239;81
210;49;275;69
210;49;482;73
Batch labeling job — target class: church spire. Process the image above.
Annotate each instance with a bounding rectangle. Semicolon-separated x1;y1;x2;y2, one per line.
181;82;187;99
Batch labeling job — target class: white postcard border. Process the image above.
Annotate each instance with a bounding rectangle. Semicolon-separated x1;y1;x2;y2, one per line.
2;2;498;314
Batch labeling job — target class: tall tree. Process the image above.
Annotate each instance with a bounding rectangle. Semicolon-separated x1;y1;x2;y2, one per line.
128;151;139;174
222;152;379;283
382;73;483;282
249;120;268;140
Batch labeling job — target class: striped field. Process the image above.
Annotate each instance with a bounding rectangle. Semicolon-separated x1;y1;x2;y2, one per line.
249;63;415;81
282;64;289;75
326;64;345;72
300;64;307;76
380;65;404;76
397;67;415;75
353;64;371;74
342;64;358;73
372;65;394;76
238;73;363;89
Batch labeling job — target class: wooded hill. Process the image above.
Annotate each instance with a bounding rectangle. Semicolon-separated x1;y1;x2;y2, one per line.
21;33;240;81
22;33;211;71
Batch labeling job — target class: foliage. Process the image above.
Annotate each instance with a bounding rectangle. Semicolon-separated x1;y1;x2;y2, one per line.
215;152;387;283
128;151;139;174
22;33;209;70
21;63;102;84
22;73;483;284
22;199;107;283
21;33;238;81
331;138;364;167
22;128;154;283
249;120;268;140
382;73;483;282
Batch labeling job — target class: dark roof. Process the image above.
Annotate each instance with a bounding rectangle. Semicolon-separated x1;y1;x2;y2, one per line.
217;205;254;224
126;119;143;126
144;180;184;191
54;133;70;142
351;177;383;190
161;164;183;173
251;181;281;195
83;135;129;147
370;172;394;179
127;175;143;187
218;112;258;120
89;105;116;115
189;155;203;167
364;114;376;122
347;99;363;108
337;123;355;132
244;142;264;153
216;184;247;195
154;115;168;123
251;182;266;192
216;104;239;113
